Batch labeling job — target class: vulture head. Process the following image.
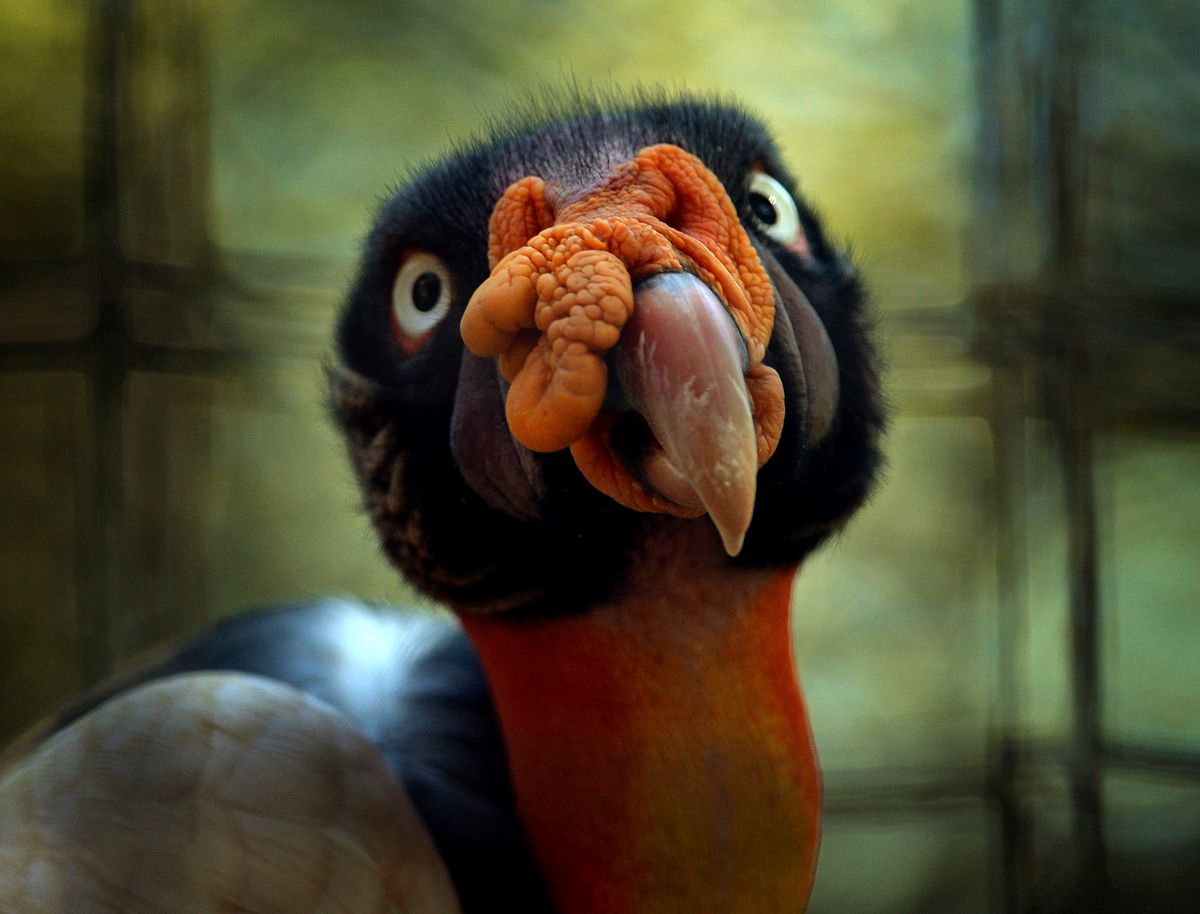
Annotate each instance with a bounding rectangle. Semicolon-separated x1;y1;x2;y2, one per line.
331;91;885;913
333;92;883;614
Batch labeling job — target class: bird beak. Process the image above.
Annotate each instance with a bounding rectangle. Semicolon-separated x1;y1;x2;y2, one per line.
461;144;786;555
608;272;758;555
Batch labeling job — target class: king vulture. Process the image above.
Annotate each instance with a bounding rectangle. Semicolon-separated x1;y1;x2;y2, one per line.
0;92;884;914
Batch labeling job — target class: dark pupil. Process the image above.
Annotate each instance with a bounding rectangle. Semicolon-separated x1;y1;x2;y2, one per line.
749;192;778;226
411;271;442;312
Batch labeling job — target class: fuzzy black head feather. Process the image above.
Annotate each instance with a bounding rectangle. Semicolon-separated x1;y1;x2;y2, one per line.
333;91;884;614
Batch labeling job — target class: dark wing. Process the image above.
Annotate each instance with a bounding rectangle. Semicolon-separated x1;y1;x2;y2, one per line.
1;600;550;914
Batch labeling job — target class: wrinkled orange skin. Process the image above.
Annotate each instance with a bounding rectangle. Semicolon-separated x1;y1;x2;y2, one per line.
460;144;782;516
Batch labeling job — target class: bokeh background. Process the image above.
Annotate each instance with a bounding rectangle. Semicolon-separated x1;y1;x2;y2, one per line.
2;1;1198;911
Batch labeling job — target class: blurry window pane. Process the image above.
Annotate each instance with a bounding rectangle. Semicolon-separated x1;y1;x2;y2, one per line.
202;363;420;618
795;418;996;770
1104;773;1200;909
1021;421;1073;740
810;811;990;914
1084;1;1200;291
0;3;86;254
1102;434;1200;747
0;374;88;736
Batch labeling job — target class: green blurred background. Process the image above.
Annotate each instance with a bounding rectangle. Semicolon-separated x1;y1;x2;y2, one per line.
1;0;1197;911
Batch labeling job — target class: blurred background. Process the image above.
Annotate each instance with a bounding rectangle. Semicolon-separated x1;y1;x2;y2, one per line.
1;0;1197;911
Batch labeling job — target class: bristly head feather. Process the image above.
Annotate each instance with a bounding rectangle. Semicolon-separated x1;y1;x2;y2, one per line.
333;87;885;614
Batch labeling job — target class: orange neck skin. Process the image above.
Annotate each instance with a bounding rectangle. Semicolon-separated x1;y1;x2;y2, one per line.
460;531;821;914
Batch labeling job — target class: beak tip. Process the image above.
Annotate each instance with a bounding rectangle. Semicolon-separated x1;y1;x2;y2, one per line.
719;528;747;558
707;483;755;558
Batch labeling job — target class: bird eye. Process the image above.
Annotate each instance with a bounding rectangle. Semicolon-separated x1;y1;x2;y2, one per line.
391;251;453;353
746;172;803;248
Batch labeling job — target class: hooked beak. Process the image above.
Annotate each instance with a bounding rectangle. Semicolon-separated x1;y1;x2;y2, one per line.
602;272;758;556
461;144;787;557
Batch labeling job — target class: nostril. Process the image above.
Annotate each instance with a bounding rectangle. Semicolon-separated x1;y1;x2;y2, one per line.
609;412;656;467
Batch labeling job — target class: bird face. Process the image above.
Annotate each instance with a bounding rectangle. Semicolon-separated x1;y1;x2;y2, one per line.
333;95;884;614
461;143;790;557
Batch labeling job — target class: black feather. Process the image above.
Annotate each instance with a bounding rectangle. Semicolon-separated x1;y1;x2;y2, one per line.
45;598;553;914
334;91;884;611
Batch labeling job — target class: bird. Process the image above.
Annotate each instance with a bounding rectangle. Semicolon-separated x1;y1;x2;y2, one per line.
0;89;883;914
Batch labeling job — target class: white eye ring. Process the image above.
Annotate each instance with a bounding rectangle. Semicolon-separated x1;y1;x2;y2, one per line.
747;171;803;246
391;252;452;344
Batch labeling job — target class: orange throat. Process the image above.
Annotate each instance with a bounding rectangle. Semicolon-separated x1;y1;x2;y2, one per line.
460;558;821;914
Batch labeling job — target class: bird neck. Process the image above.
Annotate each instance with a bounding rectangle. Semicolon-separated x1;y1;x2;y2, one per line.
460;545;820;914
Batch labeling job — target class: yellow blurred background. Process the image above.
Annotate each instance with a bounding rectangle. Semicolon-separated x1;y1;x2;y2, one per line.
1;1;1198;911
